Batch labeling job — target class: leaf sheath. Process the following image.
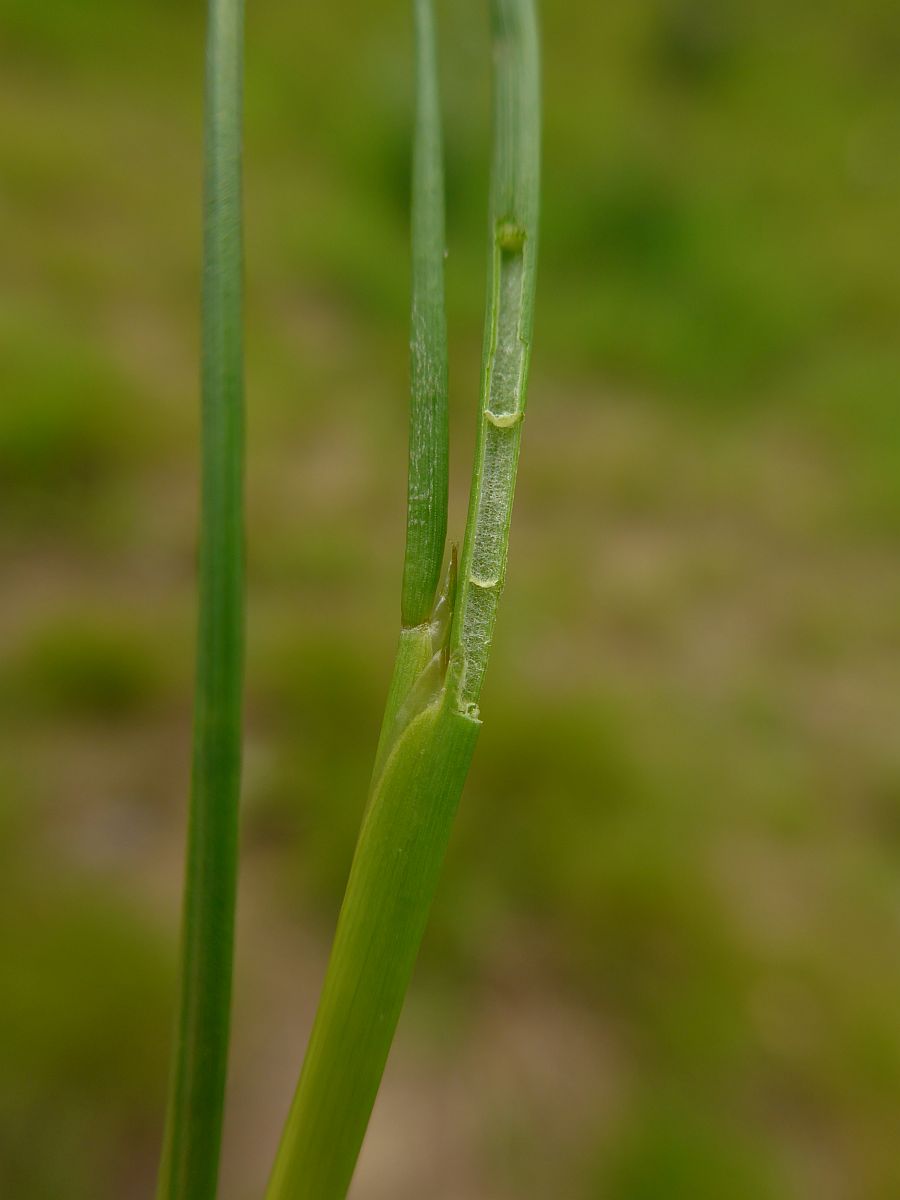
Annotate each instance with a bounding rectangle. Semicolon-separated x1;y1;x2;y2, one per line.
266;694;479;1200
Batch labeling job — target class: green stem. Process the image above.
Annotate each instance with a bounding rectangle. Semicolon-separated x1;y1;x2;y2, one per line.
450;0;540;714
156;2;245;1198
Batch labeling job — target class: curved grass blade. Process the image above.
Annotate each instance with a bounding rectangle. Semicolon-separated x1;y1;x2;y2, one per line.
155;2;245;1197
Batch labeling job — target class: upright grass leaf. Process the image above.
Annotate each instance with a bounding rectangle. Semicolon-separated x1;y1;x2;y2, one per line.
155;2;245;1198
266;2;539;1196
401;0;449;629
370;0;452;786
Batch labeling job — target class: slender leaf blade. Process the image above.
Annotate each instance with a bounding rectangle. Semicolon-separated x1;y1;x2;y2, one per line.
156;2;245;1196
402;0;450;627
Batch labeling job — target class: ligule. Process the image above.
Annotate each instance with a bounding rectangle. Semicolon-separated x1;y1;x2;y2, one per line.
373;544;458;786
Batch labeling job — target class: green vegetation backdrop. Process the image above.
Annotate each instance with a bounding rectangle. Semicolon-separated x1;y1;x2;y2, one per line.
1;1;899;1197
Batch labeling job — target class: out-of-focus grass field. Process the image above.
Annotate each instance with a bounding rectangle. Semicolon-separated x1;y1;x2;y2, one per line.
2;1;900;1196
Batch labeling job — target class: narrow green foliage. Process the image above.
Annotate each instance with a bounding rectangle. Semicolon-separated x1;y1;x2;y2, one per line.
450;0;540;713
267;2;539;1196
156;3;245;1199
401;0;450;627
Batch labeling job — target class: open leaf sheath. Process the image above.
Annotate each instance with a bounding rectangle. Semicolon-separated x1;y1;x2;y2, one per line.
266;679;479;1199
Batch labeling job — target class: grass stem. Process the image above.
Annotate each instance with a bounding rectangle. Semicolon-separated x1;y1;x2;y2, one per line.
450;0;540;713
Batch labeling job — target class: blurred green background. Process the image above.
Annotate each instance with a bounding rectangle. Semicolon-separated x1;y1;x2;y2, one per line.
2;1;900;1196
